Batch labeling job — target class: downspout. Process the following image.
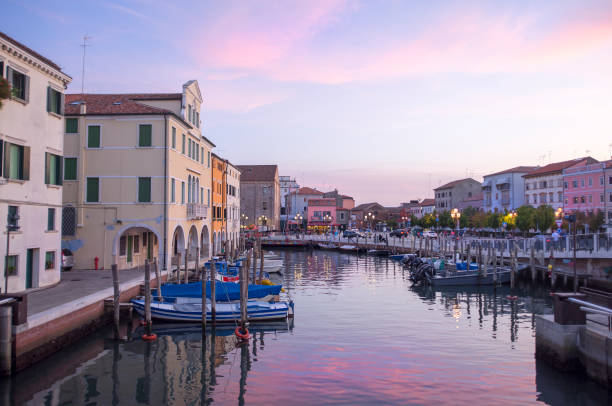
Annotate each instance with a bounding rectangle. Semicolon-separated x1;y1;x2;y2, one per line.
163;114;168;269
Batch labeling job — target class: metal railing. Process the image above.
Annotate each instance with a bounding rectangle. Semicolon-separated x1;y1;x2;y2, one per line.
187;203;208;219
567;297;612;331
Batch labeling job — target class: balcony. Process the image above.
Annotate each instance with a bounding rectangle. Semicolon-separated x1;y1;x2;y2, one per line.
187;203;208;219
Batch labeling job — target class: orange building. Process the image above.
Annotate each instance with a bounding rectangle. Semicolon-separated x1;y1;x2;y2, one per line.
211;153;227;254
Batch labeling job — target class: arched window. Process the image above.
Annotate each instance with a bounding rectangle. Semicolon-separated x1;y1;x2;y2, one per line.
187;175;192;203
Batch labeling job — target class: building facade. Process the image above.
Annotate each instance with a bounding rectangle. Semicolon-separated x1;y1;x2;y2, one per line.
418;199;435;217
285;187;323;223
434;178;481;211
279;175;299;229
226;162;240;250
0;32;72;292
562;161;606;215
211;153;226;255
238;165;280;230
62;81;214;271
482;166;536;212
523;157;597;211
307;198;337;230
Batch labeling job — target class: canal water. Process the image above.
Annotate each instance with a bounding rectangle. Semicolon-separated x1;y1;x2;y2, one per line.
3;250;610;405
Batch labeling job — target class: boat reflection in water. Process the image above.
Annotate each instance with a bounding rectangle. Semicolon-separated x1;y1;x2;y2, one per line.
8;318;293;405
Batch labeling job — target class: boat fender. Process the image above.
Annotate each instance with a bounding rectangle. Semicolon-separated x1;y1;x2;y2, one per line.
235;326;250;341
142;333;157;341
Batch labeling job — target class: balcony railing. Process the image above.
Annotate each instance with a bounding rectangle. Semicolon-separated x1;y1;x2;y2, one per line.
187;203;208;219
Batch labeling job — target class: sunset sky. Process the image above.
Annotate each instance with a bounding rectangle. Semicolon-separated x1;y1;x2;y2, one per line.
5;0;612;205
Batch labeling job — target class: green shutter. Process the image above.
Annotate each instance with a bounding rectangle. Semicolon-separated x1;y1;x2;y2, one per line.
49;153;57;184
47;208;55;231
139;124;152;147
47;87;51;112
139;177;151;202
86;178;99;202
88;126;100;148
64;158;77;180
9;144;20;179
65;118;78;133
182;134;185;154
171;127;176;148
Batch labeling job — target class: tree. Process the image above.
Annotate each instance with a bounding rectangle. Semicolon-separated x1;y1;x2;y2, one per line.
533;205;555;232
471;211;488;229
387;219;398;229
0;78;9;109
486;212;501;229
516;205;535;233
410;214;420;228
461;206;479;228
587;210;605;232
438;210;453;228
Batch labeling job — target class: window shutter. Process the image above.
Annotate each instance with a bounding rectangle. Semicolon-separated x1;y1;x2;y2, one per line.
66;118;78;133
60;92;65;115
47;87;51;112
139;124;152;147
23;75;29;103
57;155;63;185
87;178;99;202
139;177;151;202
22;146;30;180
0;61;3;78
45;152;51;184
88;126;100;148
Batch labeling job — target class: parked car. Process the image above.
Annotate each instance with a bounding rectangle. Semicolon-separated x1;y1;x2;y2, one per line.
343;230;359;238
389;229;408;237
423;230;438;238
61;248;74;271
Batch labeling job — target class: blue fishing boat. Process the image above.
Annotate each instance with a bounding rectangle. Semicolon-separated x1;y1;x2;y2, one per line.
132;297;294;322
389;254;407;261
154;281;281;301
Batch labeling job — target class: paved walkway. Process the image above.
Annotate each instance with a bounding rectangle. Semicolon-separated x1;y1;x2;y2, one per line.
27;269;149;316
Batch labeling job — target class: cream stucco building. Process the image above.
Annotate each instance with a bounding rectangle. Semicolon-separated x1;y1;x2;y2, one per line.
226;162;241;249
62;81;214;270
0;32;71;292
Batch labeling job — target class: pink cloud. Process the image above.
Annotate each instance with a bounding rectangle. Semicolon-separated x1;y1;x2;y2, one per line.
190;4;612;84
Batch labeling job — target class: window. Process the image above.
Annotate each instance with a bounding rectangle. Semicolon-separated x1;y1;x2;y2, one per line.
195;144;199;162
588;177;592;186
188;139;192;158
47;87;63;115
7;206;19;229
171;127;176;148
133;235;140;253
138;124;152;147
143;232;148;247
573;197;578;204
200;147;204;164
188;105;192;123
171;178;175;203
182;134;186;154
181;181;185;204
580;196;585;203
62;206;76;236
580;179;585;187
207;189;210;205
120;236;127;256
45;153;62;185
200;187;203;204
549;192;554;203
564;181;568;189
572;180;577;188
88;126;101;148
207;151;210;167
138;177;151;202
47;208;55;231
45;251;55;270
557;191;562;203
65;118;78;133
6;255;17;276
588;195;592;203
4;143;30;180
262;201;267;211
64;158;77;180
600;176;604;186
610;193;612;203
86;177;99;202
601;194;604;203
7;67;29;102
609;176;612;185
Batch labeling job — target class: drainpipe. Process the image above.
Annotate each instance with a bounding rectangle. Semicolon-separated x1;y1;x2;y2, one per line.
163;115;168;269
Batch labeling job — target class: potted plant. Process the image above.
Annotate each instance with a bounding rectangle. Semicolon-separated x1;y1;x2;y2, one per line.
0;77;9;109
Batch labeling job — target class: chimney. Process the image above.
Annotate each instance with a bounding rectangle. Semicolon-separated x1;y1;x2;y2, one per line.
79;102;87;115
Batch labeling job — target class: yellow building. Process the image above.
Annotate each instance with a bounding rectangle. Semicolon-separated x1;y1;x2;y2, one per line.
62;81;214;270
211;153;226;255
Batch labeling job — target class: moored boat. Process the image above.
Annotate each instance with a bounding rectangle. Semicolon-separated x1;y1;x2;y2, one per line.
132;297;294;322
155;281;282;301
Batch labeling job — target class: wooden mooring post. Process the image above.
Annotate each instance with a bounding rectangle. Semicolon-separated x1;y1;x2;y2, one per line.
184;249;189;284
477;243;483;277
239;255;248;337
154;258;162;302
510;246;517;289
258;249;264;284
210;260;217;324
112;263;121;340
201;261;207;328
530;242;536;281
176;252;181;283
144;259;153;337
252;244;258;283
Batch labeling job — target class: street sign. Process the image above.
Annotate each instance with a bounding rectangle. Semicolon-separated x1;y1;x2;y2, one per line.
555;219;562;227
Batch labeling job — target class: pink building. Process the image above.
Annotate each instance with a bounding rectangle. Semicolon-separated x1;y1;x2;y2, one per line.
562;161;605;214
307;198;337;228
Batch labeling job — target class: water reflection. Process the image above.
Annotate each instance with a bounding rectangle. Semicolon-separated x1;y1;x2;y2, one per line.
2;250;608;405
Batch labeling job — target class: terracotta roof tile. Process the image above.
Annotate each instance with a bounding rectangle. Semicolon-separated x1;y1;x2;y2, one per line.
1;31;64;72
434;178;479;190
523;157;598;178
419;198;435;206
236;165;278;182
65;93;181;116
484;166;539;178
295;187;323;195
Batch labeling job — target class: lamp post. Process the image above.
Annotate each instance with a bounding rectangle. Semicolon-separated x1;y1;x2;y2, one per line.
4;210;20;294
401;216;408;229
294;213;303;234
323;214;332;234
364;212;375;232
450;208;461;233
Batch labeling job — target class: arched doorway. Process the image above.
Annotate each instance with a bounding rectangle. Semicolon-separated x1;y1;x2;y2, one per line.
201;225;210;259
112;224;161;270
187;225;198;259
172;226;185;267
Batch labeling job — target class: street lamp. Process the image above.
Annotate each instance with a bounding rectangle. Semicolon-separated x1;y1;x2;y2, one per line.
450;208;461;231
258;215;268;227
294;213;303;233
323;214;332;233
364;212;375;231
401;216;408;228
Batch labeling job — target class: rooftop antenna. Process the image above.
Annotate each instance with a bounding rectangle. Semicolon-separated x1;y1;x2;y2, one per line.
80;35;92;94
